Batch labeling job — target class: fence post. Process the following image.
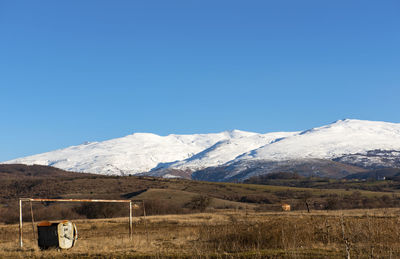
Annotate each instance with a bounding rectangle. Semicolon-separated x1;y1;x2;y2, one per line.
129;201;133;241
19;199;23;248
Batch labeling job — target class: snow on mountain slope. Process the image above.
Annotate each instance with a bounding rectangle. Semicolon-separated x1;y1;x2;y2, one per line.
3;119;400;177
236;119;400;162
3;130;270;175
157;131;298;170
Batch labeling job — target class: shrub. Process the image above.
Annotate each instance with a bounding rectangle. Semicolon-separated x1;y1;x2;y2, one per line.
142;199;185;215
74;203;124;219
185;195;212;212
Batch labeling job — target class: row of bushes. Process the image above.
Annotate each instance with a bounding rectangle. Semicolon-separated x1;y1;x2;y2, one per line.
0;195;213;224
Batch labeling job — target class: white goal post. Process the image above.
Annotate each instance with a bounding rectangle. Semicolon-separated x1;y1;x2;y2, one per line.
18;198;145;248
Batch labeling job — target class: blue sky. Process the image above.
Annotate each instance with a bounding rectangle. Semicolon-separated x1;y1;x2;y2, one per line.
0;0;399;161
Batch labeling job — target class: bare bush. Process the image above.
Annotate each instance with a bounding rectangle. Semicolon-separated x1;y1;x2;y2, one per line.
185;195;212;212
74;203;126;219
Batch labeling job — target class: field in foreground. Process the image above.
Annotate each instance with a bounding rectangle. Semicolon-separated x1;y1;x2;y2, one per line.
1;209;400;258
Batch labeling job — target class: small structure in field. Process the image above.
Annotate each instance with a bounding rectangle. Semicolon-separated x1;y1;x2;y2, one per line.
282;204;291;211
18;198;147;248
37;220;78;250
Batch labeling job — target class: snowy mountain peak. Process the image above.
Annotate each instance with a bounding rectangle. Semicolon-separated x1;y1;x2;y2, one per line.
2;119;400;177
225;129;258;138
237;119;400;162
3;129;277;175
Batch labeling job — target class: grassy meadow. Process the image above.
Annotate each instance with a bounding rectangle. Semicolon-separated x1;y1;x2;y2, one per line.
2;209;400;258
2;165;400;258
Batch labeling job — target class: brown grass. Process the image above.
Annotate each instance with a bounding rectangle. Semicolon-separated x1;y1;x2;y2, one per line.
3;164;400;226
2;209;400;258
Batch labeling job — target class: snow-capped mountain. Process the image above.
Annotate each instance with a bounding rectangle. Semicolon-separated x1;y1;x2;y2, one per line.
154;131;297;171
3;130;280;175
3;119;400;180
236;119;400;162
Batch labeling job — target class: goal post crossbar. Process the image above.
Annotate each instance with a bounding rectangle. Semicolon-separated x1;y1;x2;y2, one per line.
20;198;133;203
18;198;144;248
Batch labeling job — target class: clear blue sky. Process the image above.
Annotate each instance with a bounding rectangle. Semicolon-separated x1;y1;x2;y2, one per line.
0;0;399;161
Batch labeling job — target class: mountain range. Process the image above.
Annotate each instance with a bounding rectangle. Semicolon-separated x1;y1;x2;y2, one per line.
3;119;400;181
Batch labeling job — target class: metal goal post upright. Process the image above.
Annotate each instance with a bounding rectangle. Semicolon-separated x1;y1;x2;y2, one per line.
18;198;141;248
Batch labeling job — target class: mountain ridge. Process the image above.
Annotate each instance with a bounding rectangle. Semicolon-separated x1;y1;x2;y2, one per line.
3;119;400;180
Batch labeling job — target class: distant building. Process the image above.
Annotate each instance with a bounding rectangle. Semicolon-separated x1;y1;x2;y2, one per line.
282;204;291;211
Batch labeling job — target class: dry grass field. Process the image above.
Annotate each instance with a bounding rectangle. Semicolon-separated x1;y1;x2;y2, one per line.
2;208;400;258
3;165;400;258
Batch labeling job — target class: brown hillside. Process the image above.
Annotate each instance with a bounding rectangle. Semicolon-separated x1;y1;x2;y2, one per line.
1;164;400;224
